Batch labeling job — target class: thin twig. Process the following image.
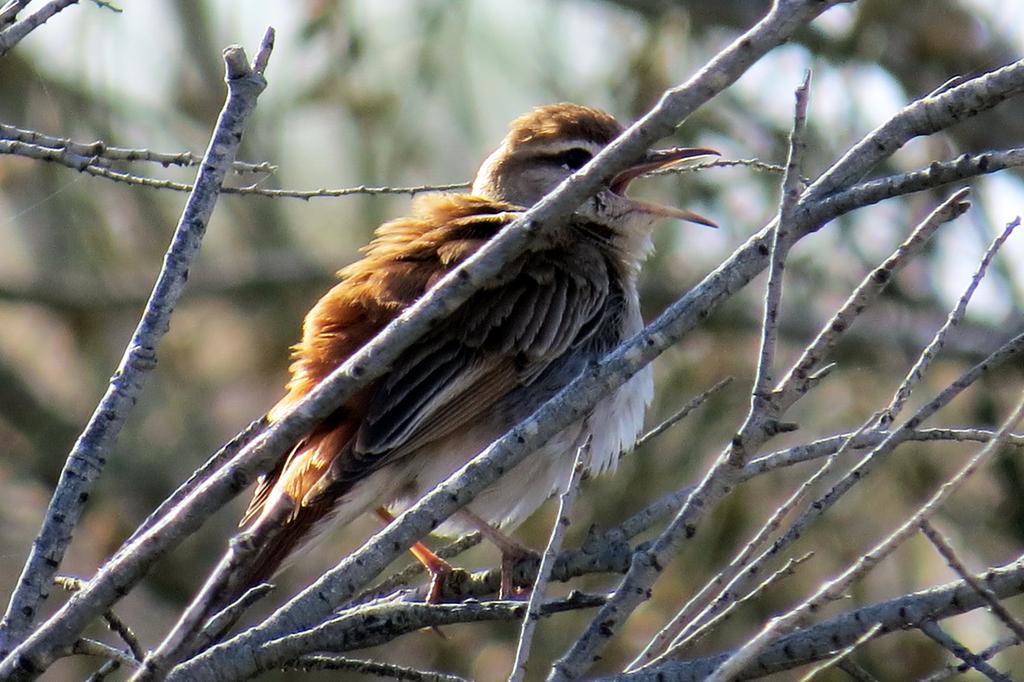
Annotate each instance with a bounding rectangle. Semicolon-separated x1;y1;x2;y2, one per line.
837;659;881;682
633;377;733;451
919;620;1012;682
82;162;470;198
653;157;789;177
53;577;144;663
879;217;1020;428
84;659;121;682
0;26;275;674
704;391;1024;682
0;123;275;173
670;552;814;655
191;584;275;656
919;636;1021;682
71;638;138;670
509;445;589;682
282;655;469;682
798;623;881;682
124;417;267;546
0;0;78;57
748;427;1024;475
753;70;810;400
605;557;1024;681
807;149;1024;229
776;187;972;405
919;521;1024;642
1;143;799;200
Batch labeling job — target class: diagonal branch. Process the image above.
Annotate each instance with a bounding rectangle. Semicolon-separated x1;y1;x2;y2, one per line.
0;26;275;675
608;557;1024;681
0;0;78;57
705;391;1024;681
0;123;275;173
2;3;848;679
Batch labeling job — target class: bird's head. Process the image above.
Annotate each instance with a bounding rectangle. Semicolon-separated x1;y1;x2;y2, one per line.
471;103;717;232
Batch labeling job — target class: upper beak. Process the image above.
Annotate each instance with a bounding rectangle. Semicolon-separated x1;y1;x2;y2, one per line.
609;146;719;228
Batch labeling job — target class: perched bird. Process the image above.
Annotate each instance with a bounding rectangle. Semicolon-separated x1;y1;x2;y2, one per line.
227;103;716;604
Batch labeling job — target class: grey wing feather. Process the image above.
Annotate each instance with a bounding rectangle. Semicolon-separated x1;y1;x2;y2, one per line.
308;246;612;498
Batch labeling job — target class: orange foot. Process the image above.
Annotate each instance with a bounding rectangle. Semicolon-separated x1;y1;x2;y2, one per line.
376;507;457;603
456;509;540;600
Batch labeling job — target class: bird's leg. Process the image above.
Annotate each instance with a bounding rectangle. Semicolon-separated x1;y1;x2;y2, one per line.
375;507;452;603
456;509;538;600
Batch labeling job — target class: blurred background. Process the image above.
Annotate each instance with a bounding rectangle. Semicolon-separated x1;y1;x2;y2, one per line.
1;1;1023;679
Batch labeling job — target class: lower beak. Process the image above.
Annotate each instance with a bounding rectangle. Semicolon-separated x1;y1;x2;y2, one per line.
609;147;719;228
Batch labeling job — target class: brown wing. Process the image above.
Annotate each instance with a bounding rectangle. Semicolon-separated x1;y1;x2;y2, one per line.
243;195;522;524
302;240;612;503
226;196;612;615
244;194;610;522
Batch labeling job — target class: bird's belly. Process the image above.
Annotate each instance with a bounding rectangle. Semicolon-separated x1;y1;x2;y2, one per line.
385;362;653;535
387;283;653;534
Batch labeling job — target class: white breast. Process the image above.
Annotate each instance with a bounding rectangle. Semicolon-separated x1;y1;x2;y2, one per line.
450;280;653;531
378;280;653;534
582;279;653;477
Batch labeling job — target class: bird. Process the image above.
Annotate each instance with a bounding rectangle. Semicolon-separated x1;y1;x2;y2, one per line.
222;102;716;606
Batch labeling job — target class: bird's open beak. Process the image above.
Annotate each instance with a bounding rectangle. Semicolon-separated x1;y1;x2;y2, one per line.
609;147;719;227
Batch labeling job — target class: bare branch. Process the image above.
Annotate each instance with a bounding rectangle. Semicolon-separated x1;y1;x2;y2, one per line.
0;27;275;676
282;655;469;682
246;593;607;676
920;636;1021;682
54;577;143;663
509;446;588;682
669;552;814;655
84;659;121;682
633;377;733;454
776;188;972;405
0;0;78;57
919;521;1024;643
191;584;275;657
836;659;880;682
654;157;789;177
804;60;1024;201
70;638;138;671
797;623;881;682
705;391;1024;682
0;123;275;173
919;621;1012;682
752;70;810;399
124;417;267;546
879;217;1020;428
607;556;1024;681
809;148;1024;223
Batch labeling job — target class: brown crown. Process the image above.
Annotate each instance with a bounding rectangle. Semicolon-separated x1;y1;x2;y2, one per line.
504;103;624;148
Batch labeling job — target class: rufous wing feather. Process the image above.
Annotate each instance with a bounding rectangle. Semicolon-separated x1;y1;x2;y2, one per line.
226;194;612;611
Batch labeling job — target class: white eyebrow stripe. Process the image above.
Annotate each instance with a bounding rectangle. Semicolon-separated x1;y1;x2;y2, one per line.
520;139;605;158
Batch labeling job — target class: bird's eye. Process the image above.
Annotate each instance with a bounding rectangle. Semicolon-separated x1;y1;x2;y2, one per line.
550;148;593;171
